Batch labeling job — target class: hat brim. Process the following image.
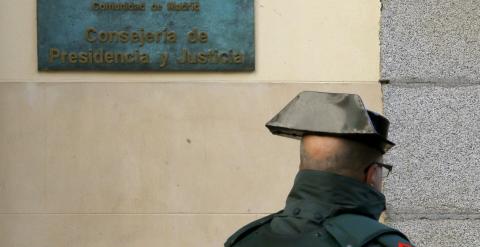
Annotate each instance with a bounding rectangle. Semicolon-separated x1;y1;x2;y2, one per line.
266;125;395;154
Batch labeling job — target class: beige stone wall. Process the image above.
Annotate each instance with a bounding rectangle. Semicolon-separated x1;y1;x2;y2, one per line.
0;0;381;246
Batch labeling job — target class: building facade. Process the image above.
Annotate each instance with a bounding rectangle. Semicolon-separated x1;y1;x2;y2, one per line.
0;0;477;246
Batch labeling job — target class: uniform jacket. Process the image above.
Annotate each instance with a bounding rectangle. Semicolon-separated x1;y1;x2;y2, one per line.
225;170;414;247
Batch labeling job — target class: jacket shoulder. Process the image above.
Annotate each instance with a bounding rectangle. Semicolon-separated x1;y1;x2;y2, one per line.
224;211;281;247
324;214;411;247
374;233;414;247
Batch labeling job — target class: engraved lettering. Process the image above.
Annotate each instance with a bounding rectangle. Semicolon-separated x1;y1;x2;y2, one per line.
84;27;176;47
187;29;208;43
151;3;163;11
47;49;150;64
159;52;169;68
85;28;97;43
105;52;114;63
167;2;200;12
91;1;146;11
177;49;245;65
68;53;78;63
49;48;60;63
79;52;89;64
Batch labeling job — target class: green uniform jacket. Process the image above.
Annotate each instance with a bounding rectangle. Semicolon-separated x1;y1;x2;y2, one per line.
225;170;414;247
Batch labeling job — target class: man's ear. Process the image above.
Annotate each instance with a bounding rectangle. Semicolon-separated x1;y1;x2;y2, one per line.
365;165;381;190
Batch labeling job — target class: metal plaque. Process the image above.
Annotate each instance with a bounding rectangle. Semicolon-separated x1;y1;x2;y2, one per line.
37;0;254;71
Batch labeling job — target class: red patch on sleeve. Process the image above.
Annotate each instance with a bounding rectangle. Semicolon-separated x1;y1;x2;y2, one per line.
398;243;413;247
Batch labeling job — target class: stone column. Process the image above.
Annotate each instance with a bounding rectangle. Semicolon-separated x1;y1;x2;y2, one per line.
381;1;480;245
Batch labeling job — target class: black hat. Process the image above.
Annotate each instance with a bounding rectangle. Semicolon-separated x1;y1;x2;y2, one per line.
265;91;395;153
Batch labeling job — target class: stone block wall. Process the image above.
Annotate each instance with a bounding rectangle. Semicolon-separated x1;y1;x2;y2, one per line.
381;0;480;245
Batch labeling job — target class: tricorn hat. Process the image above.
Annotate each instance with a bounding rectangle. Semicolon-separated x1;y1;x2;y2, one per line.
265;91;395;153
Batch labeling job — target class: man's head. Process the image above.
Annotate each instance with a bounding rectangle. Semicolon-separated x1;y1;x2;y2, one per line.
265;91;396;190
299;135;384;190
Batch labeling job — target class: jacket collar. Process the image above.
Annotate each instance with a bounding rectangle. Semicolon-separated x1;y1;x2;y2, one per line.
282;170;386;222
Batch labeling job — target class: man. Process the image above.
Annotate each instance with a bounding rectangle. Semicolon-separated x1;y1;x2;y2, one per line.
225;91;414;247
